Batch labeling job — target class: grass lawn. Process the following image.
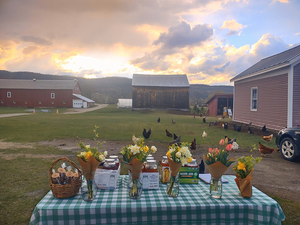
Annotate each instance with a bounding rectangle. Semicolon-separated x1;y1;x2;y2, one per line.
0;104;298;224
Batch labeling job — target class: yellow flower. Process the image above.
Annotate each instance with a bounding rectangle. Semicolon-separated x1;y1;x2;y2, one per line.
85;145;90;149
151;146;157;153
85;151;93;160
143;146;149;153
237;161;246;171
187;157;193;163
166;150;171;158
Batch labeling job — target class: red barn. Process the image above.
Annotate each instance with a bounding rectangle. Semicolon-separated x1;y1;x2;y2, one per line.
0;79;95;108
206;93;233;116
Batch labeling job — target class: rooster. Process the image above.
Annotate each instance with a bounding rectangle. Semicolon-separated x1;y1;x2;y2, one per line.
190;138;196;152
222;122;228;129
132;134;140;144
165;129;173;137
142;128;151;139
261;134;273;143
202;131;207;139
258;142;275;157
262;125;267;132
157;117;160;123
169;135;181;146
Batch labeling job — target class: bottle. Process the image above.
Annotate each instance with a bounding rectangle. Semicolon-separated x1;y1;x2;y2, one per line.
160;156;170;183
145;160;158;172
109;155;119;168
161;156;169;166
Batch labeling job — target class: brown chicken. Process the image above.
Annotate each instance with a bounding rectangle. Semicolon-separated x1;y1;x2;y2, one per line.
190;138;196;152
258;142;275;157
261;134;273;143
165;129;173;137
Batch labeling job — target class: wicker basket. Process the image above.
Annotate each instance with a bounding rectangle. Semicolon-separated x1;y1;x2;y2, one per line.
49;157;82;199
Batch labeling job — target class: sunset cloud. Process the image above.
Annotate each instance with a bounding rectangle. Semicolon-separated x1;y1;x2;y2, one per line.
220;19;244;36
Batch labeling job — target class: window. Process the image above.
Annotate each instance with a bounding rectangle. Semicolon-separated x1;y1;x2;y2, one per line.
7;92;11;98
52;101;54;104
25;101;28;104
39;101;41;104
13;101;16;104
51;93;55;99
251;87;258;111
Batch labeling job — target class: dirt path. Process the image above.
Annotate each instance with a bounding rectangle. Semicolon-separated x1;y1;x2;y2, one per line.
0;113;32;118
1;137;299;202
63;104;108;114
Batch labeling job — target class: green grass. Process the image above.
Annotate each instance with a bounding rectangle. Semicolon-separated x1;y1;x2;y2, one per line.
0;104;296;224
0;107;67;114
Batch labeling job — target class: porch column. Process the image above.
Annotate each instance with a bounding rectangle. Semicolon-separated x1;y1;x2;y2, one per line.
287;65;293;128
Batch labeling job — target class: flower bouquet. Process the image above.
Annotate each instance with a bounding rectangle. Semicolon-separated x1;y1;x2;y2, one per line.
120;138;157;199
204;139;235;198
166;143;192;197
77;126;107;201
233;146;262;198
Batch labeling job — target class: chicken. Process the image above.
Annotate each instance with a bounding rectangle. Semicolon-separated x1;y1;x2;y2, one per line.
190;138;196;152
157;117;160;123
262;125;267;132
258;142;275;157
209;122;212;126
200;113;203;117
261;134;273;143
202;131;207;139
169;135;181;146
222;122;228;129
132;134;140;144
165;129;173;137
232;141;239;151
233;124;241;132
218;117;222;120
173;133;179;140
225;136;236;145
172;119;176;124
248;126;254;134
203;117;206;123
142;128;151;139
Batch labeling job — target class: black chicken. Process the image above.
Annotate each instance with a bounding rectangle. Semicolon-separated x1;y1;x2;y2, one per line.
233;124;241;132
248;126;254;134
199;159;205;174
190;138;196;151
262;125;267;132
169;135;181;146
209;122;212;126
223;122;228;129
157;117;160;123
165;129;173;137
200;113;203;117
173;133;179;140
203;117;206;123
142;128;151;139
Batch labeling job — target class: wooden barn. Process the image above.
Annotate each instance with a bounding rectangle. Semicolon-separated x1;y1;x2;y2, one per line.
0;79;95;108
206;93;233;116
230;45;300;130
132;74;190;110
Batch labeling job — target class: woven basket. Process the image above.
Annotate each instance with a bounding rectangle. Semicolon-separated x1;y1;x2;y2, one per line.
49;157;82;199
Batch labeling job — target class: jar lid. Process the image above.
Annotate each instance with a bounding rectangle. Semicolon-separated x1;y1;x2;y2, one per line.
191;158;196;162
109;155;118;159
147;160;156;164
148;154;152;157
105;159;115;163
146;156;154;160
108;162;115;166
163;156;168;159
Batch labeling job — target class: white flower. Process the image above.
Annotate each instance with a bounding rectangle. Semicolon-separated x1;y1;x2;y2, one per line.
104;151;108;157
151;146;157;153
169;147;176;153
99;154;105;162
176;151;181;158
130;144;140;155
80;152;86;157
85;145;90;149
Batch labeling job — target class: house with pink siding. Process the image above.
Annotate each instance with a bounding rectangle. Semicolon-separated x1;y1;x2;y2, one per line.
230;45;300;130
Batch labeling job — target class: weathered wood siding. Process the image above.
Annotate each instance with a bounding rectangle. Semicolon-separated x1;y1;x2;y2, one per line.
293;63;300;127
234;74;288;130
207;97;218;115
132;87;189;109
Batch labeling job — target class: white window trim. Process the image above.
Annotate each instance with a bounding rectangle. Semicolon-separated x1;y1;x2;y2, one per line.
7;92;11;98
250;87;258;111
51;93;55;99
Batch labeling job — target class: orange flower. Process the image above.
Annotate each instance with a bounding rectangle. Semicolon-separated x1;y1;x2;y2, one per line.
166;150;171;158
219;139;225;146
209;148;213;153
225;144;232;152
187;157;193;163
85;151;93;161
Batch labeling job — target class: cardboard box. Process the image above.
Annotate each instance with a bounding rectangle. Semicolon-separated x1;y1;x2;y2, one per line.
141;172;159;190
178;166;199;184
94;165;120;189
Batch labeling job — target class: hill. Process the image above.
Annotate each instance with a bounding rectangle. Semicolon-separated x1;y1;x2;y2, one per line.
0;70;233;105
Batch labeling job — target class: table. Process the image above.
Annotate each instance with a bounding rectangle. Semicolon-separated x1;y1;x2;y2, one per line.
30;175;285;225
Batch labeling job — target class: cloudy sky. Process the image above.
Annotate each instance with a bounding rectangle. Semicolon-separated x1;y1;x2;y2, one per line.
0;0;299;85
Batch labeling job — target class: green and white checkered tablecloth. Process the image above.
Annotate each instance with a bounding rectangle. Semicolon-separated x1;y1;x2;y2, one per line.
29;175;285;225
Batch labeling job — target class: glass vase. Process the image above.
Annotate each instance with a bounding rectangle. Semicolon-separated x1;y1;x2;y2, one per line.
210;177;222;199
81;177;97;202
166;174;179;197
128;172;143;199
